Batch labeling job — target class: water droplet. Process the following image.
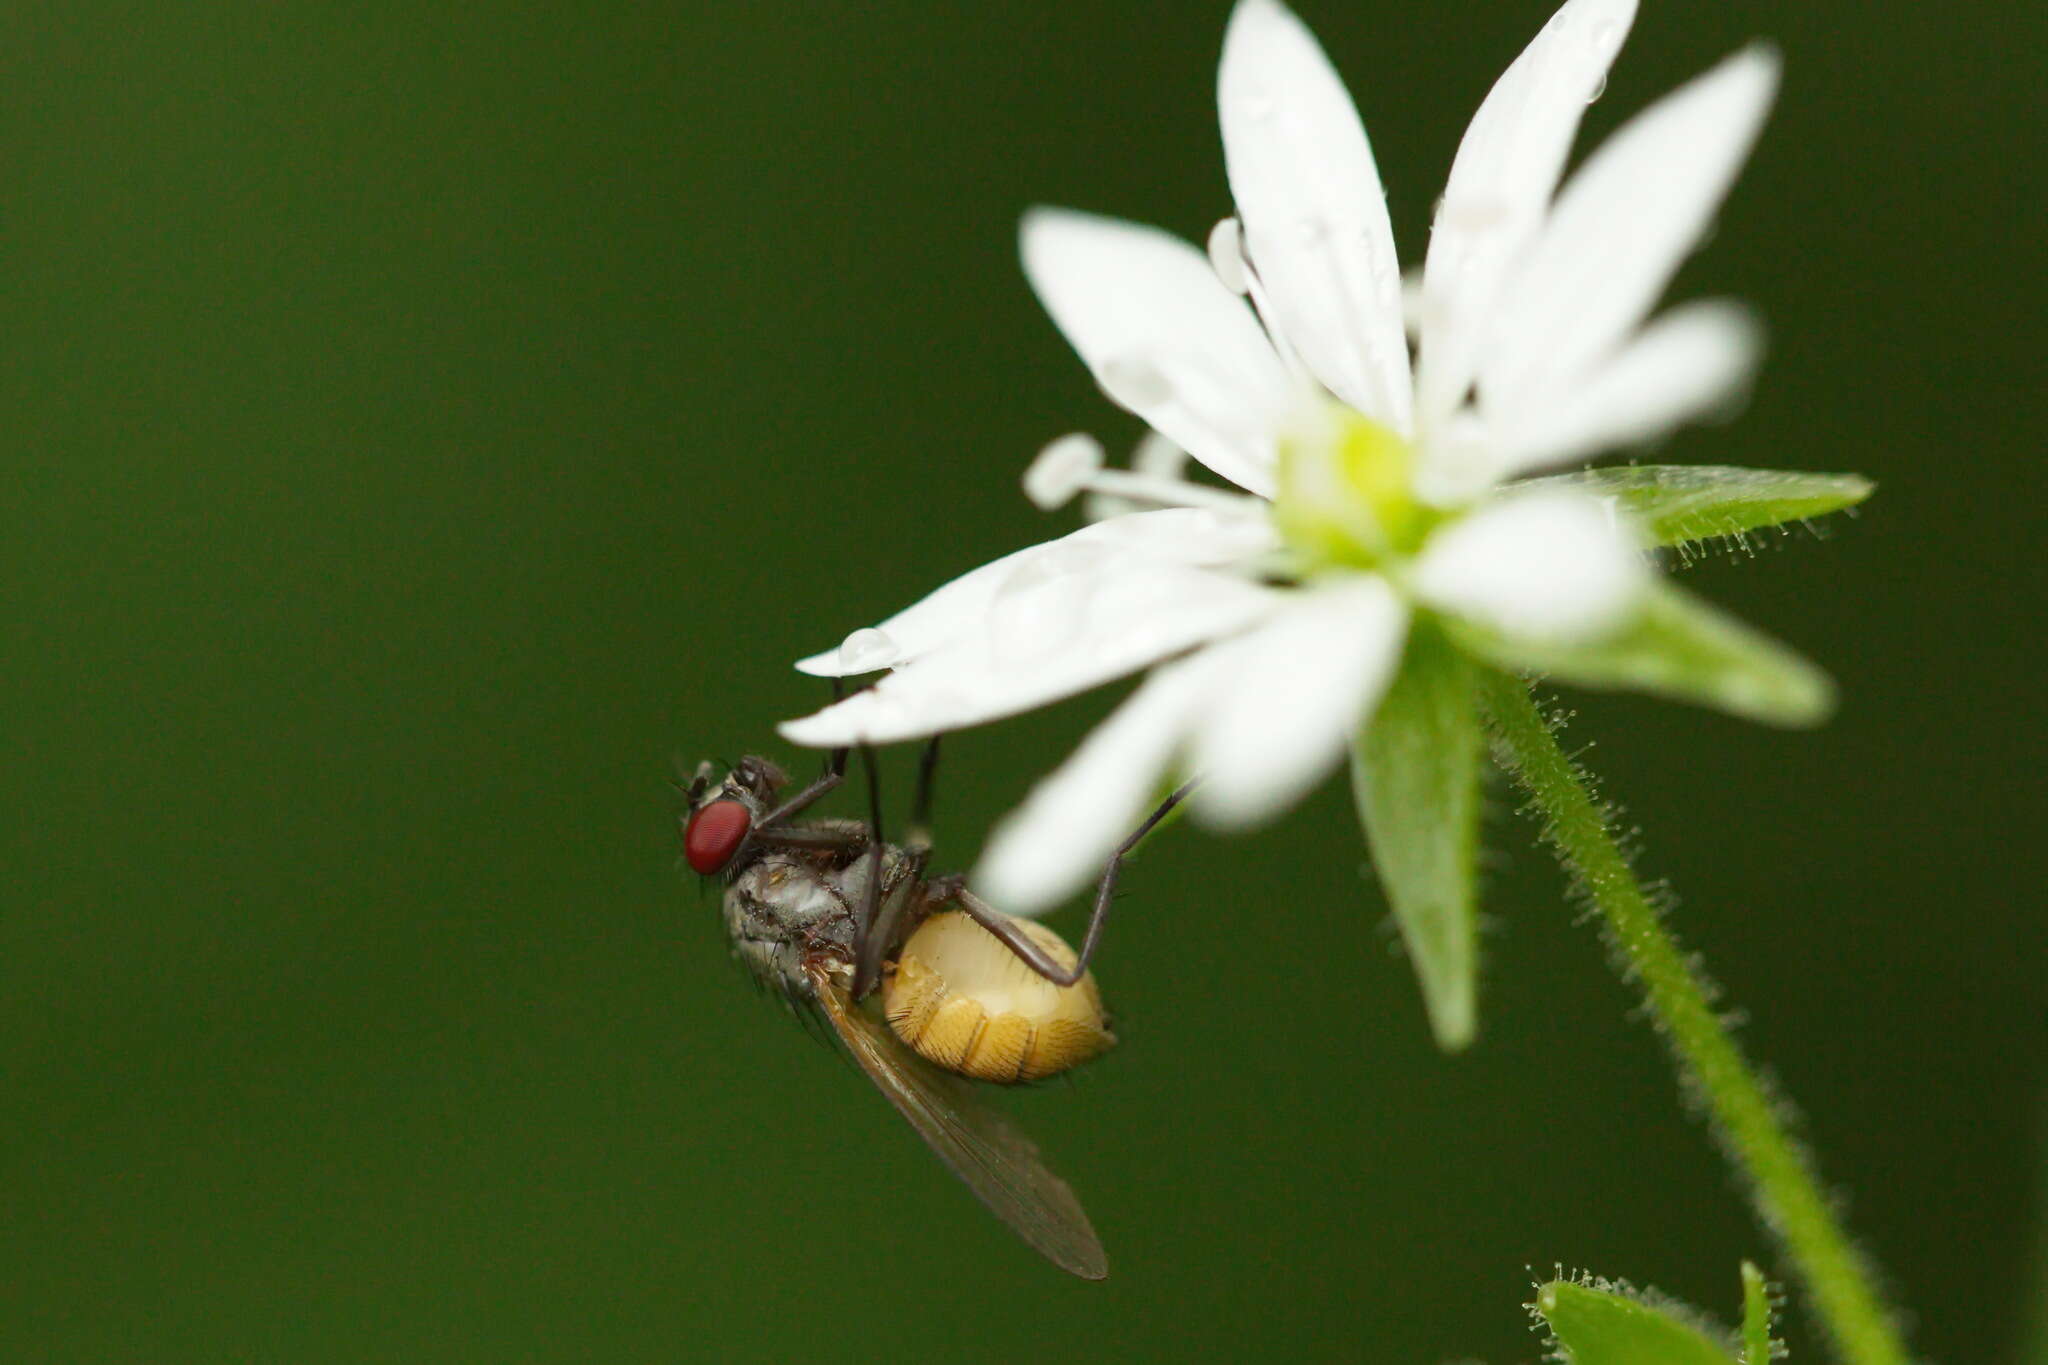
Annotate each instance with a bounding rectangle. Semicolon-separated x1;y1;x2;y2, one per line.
1097;356;1175;410
838;627;899;672
1589;19;1622;61
1585;72;1608;104
1205;216;1249;294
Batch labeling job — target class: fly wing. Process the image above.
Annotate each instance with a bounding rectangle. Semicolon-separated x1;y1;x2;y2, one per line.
807;962;1108;1280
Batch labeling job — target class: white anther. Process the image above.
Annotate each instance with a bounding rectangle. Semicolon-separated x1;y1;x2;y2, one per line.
1096;356;1176;410
1023;433;1107;510
1206;216;1249;294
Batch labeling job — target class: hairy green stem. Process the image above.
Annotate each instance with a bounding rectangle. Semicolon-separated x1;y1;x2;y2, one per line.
1477;669;1908;1365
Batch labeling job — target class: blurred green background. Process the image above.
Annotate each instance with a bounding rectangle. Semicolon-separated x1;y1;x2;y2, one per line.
3;1;2040;1360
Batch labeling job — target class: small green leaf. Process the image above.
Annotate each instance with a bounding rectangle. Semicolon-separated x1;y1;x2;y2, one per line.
1352;622;1483;1051
1740;1261;1776;1363
1534;1279;1740;1365
1448;581;1834;728
1527;465;1873;549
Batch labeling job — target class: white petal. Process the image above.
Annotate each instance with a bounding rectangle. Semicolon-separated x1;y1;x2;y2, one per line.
1491;300;1762;476
1415;0;1638;434
1413;490;1648;642
780;564;1280;746
1188;574;1408;829
1481;47;1779;416
1219;0;1412;432
1021;208;1291;495
794;507;1277;676
973;658;1220;916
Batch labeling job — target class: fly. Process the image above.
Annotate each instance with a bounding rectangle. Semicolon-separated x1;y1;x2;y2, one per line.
678;737;1187;1279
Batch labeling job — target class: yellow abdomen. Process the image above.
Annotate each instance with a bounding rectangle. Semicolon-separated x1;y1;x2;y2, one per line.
883;911;1114;1084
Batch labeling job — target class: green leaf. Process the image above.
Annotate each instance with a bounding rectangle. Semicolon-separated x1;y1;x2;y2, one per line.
1448;581;1835;728
1740;1261;1776;1363
1534;1279;1740;1365
1352;622;1483;1051
1526;465;1873;549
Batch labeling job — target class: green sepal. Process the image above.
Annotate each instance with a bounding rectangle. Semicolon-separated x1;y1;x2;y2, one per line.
1740;1261;1776;1363
1533;1278;1740;1365
1525;465;1873;549
1351;622;1483;1051
1447;581;1835;728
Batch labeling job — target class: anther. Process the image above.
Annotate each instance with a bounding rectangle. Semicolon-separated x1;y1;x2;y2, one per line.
1023;433;1107;510
1206;216;1249;295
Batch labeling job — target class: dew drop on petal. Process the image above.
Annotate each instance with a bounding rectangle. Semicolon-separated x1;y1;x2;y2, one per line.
838;627;899;672
1023;432;1105;510
1585;71;1608;105
1206;216;1249;294
1097;356;1176;410
1589;19;1622;61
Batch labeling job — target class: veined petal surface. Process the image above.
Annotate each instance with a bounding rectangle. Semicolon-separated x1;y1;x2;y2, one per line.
780;564;1278;746
1412;489;1646;642
1022;208;1291;496
974;656;1222;917
1481;47;1779;422
795;507;1276;676
1416;0;1637;435
1188;573;1408;828
1219;0;1411;432
1490;299;1761;477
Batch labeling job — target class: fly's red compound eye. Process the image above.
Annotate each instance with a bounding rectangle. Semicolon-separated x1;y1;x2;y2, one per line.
684;799;751;875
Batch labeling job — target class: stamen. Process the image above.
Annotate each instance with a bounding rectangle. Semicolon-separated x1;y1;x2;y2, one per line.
1131;429;1188;480
1028;430;1260;516
1071;468;1259;513
1083;433;1190;523
1241;252;1312;388
1206;216;1249;295
1096;356;1176;410
1024;433;1106;510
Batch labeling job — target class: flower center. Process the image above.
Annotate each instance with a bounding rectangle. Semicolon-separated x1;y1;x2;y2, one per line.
1273;406;1439;568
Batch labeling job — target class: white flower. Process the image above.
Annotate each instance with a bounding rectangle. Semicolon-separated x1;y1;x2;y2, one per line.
780;0;1837;941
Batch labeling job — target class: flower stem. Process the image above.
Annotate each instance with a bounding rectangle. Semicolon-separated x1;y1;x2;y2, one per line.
1475;668;1909;1365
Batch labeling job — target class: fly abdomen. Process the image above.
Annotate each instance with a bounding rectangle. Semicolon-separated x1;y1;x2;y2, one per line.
883;911;1114;1084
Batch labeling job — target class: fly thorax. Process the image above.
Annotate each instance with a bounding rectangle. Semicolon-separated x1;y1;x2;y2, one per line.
723;853;857;995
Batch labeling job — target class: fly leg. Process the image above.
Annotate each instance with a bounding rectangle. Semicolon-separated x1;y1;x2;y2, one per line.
908;735;940;855
847;744;897;1000
758;755;844;828
760;680;854;828
949;779;1198;987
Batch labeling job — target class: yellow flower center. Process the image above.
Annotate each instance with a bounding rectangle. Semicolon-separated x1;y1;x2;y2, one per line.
1273;406;1439;569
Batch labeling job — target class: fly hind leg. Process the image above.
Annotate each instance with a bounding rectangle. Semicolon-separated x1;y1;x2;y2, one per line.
948;779;1197;987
